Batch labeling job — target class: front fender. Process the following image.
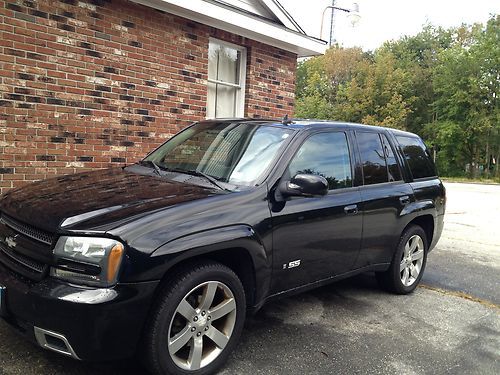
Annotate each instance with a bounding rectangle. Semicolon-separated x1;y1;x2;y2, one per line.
152;225;265;258
124;225;272;308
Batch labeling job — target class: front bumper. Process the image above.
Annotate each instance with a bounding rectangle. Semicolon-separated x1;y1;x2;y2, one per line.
0;261;159;361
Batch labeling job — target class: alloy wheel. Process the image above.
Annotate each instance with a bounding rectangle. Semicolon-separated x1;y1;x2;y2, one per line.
400;234;425;287
167;281;237;371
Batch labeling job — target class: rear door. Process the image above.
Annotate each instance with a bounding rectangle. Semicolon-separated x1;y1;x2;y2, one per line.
395;135;446;235
352;130;414;268
394;135;444;207
270;130;363;293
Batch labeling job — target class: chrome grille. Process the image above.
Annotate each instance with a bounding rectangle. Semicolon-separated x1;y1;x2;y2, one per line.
0;214;55;245
0;242;46;274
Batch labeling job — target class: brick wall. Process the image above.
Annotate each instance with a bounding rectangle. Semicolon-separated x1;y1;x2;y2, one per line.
0;0;297;194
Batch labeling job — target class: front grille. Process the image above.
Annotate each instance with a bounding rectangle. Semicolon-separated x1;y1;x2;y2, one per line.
0;214;55;245
0;242;46;274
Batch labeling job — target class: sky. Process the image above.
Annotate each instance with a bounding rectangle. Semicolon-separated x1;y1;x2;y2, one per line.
279;0;500;51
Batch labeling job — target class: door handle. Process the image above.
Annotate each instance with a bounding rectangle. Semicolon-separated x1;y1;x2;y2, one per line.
344;204;358;215
399;195;410;205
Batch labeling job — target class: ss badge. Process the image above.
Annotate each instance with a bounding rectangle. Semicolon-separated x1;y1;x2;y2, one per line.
283;260;301;270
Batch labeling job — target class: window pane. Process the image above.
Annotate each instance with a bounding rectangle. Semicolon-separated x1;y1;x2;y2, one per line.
218;47;240;84
289;132;352;190
208;42;219;81
207;40;245;119
208;42;240;84
215;84;237;117
207;82;216;118
357;132;389;185
207;83;237;118
396;136;436;179
381;134;402;182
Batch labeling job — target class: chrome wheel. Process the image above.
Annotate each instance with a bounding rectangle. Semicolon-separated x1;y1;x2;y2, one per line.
168;281;237;371
400;234;425;287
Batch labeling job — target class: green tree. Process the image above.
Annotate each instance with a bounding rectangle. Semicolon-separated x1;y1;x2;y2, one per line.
294;16;499;179
471;16;500;177
380;25;454;134
334;51;414;129
431;16;499;177
295;47;366;119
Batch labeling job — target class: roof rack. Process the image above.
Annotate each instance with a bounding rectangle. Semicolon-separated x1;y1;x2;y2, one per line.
281;114;294;125
291;118;336;122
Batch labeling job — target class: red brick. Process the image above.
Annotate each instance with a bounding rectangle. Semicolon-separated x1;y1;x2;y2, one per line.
0;0;296;194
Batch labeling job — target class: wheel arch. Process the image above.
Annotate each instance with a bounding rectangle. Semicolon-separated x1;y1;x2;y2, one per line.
405;214;435;249
153;248;257;309
148;225;270;310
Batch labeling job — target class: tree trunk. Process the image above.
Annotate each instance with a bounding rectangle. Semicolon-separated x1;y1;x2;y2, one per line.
485;130;490;178
468;143;476;179
496;152;499;178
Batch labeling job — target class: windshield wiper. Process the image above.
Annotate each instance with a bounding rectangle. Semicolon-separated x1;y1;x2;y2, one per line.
189;170;228;191
169;168;229;191
139;160;163;176
138;161;230;191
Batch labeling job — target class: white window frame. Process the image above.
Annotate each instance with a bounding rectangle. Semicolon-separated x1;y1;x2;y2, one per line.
207;38;247;119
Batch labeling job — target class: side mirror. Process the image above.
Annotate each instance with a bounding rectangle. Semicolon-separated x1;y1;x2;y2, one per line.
278;173;328;198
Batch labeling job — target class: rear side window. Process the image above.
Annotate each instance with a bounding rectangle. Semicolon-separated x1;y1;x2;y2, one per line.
396;136;436;179
288;132;352;190
356;132;389;185
381;134;402;182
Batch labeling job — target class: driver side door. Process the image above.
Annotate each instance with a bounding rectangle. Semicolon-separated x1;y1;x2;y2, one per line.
270;131;363;294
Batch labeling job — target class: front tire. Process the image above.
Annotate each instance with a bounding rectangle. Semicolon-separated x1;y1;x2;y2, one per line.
145;261;246;375
376;225;428;294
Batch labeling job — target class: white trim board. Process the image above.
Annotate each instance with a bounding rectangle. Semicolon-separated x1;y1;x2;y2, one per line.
258;0;304;34
130;0;326;57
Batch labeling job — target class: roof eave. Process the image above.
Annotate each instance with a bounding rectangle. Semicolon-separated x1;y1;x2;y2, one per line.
130;0;327;57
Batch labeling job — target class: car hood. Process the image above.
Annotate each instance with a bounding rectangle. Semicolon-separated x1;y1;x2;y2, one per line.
0;168;217;233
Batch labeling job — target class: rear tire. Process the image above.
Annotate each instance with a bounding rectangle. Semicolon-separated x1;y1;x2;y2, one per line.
376;225;428;294
144;261;246;375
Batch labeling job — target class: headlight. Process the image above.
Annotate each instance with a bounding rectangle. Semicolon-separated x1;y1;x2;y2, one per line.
50;236;125;287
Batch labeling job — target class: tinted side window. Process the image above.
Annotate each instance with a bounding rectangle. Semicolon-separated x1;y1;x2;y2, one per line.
356;132;388;185
289;132;352;190
381;134;402;182
396;136;436;179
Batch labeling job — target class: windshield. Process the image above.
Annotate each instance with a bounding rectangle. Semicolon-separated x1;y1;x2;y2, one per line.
144;121;293;187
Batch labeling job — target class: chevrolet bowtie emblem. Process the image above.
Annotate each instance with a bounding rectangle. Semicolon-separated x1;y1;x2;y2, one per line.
5;235;18;248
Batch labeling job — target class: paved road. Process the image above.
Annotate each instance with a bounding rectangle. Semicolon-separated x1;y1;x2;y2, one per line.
423;182;500;305
0;182;499;374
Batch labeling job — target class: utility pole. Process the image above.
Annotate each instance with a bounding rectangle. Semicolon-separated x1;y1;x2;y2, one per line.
329;0;336;46
320;2;360;45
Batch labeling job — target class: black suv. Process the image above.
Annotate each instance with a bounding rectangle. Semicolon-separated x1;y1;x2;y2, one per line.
0;119;445;374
